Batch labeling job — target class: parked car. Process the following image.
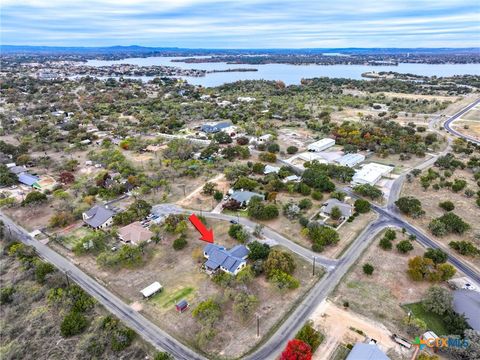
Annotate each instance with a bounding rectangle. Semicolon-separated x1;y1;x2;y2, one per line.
230;219;238;224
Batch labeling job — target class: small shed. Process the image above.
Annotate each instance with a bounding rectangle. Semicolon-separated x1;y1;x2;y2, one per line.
140;282;162;298
176;299;189;312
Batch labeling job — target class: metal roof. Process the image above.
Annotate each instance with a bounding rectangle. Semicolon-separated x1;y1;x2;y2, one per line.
18;173;39;186
204;244;249;274
83;205;115;228
346;343;390;360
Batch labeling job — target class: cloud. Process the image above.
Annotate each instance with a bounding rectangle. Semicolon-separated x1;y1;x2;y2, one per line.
1;0;479;47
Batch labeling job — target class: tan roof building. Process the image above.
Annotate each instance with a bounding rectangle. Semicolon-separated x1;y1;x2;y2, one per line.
118;222;153;245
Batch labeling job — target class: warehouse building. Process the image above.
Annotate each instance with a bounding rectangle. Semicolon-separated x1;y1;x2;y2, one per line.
352;163;394;186
307;138;335;152
335;153;365;167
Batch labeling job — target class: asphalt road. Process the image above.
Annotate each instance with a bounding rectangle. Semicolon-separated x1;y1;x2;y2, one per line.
443;98;480;145
152;204;339;270
0;211;206;360
2;98;479;360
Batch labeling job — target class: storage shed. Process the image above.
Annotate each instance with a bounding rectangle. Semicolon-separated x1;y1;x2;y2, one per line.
140;282;162;298
176;299;189;312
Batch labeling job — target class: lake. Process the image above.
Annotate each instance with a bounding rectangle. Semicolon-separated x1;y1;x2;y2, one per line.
86;57;480;87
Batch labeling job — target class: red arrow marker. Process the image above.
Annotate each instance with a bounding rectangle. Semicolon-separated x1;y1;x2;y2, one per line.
188;214;214;243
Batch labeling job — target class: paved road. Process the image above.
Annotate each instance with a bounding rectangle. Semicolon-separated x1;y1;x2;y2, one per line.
443;98;480;145
152;203;339;270
0;211;206;360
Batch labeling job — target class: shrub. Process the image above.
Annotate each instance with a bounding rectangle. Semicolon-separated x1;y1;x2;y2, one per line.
396;240;414;254
295;320;324;353
0;286;15;304
424;248;448;264
354;199;371;213
298;198;313;210
439;201;455;211
311;191;323;201
155;352;174;360
379;237;392;250
286;146;299;154
22;191;47;206
61;311;89;337
248;241;270;260
449;241;480;256
111;327;136;351
173;235;188;250
384;229;397;241
269;269;300;290
264;249;296;277
363;263;374;275
395;196;425;218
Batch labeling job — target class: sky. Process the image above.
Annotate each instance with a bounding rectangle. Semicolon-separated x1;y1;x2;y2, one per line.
1;0;479;48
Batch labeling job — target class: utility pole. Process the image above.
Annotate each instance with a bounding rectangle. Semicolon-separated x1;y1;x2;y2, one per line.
256;315;260;337
312;256;316;276
65;271;70;287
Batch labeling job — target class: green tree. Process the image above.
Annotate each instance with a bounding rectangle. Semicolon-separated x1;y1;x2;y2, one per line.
330;206;342;220
395;196;425;218
379;237;392;250
363;263;374;275
286;146;299;154
173;235;188;250
424;248;448;264
396;240;414;254
233;292;258;321
354;199;371;213
192;299;221;326
439;201;455;211
307;225;339;252
353;184;382;199
35;260;55;283
154;352;174;360
248;241;270;261
22;191;47;206
423;285;453;315
295;320;324;352
269;269;300;289
264;249;296;277
61;311;89;337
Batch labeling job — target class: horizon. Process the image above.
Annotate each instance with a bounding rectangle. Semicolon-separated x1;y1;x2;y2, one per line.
1;0;479;48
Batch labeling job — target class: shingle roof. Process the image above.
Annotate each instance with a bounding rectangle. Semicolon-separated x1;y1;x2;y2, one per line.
204;244;249;274
8;165;28;175
230;190;264;204
118;221;153;244
346;343;390;360
322;198;352;217
83;205;115;228
201;121;232;133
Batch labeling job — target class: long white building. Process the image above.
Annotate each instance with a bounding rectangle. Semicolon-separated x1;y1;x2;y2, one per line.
352;163;394;186
335;153;365;167
307;138;335;152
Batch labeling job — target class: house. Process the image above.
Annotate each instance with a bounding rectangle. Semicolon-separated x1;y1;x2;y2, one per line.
283;174;301;183
140;282;162;298
321;198;352;218
230;190;265;207
352;163;394;186
118;221;153;245
453;289;480;330
335;153;365;167
176;299;189;312
346;343;390;360
8;165;28;175
307;138;335;152
249;134;272;144
82;205;115;229
203;244;249;275
264;165;280;175
18;173;40;187
201;121;232;134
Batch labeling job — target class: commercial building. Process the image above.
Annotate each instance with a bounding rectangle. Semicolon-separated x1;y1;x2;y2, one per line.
307;138;335;152
352;163;394;186
335;153;365;167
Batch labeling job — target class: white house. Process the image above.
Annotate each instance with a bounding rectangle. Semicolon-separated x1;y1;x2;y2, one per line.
307;138;335;152
335;153;366;167
352;163;394;186
264;165;280;174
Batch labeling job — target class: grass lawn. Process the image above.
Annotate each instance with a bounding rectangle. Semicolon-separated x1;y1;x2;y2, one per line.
151;286;196;309
403;302;448;336
61;227;94;249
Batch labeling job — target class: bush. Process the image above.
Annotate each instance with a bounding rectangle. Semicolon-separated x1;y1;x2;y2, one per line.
0;286;15;304
111;327;136;351
286;146;299;154
173;235;188;250
439;201;455;211
430;212;470;236
424;248;448;264
353;184;382;199
269;269;300;290
379;237;392;250
396;240;414;254
155;352;174;360
22;191;47;206
248;241;270;260
264;249;296;277
354;199;371;213
384;229;396;241
449;241;480;256
35;260;55;283
395;196;425;218
295;320;324;353
61;311;89;337
363;263;374;275
298;198;313;210
311;191;323;201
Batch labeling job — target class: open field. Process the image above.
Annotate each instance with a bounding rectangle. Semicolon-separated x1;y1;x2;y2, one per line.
51;218;320;358
332;229;439;334
310;300;409;360
401;167;480;268
379;92;459;102
451;119;480;141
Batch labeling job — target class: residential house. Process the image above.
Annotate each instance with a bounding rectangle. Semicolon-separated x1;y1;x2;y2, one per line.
283;174;301;183
203;244;249;275
118;221;153;245
82;205;115;229
230;190;265;207
263;165;280;175
18;173;40;187
346;343;390;360
201;121;232;134
321;198;353;218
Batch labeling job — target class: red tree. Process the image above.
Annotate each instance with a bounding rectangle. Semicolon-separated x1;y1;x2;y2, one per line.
58;172;75;184
280;339;312;360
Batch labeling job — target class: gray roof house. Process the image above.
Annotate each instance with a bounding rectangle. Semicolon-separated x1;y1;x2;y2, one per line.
321;198;353;218
18;173;40;187
453;289;480;331
201;121;232;134
8;165;28;175
203;244;249;275
346;343;390;360
82;205;115;229
230;190;264;206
